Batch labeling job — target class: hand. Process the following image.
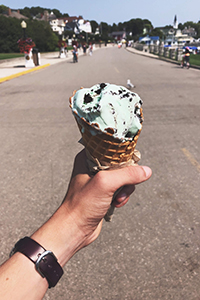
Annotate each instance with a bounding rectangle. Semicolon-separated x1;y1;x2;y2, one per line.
63;149;152;247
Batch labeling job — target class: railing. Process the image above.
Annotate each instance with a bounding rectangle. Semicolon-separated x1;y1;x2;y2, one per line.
134;44;183;61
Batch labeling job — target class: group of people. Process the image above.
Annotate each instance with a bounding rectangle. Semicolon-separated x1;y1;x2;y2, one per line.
72;43;93;62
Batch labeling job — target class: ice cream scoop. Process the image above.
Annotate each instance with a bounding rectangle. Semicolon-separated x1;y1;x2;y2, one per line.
70;83;143;142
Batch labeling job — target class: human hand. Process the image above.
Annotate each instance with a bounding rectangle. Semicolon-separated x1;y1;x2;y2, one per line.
62;149;152;247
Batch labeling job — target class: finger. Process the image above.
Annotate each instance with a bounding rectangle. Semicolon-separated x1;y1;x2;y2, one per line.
71;149;89;178
113;185;135;208
91;165;152;196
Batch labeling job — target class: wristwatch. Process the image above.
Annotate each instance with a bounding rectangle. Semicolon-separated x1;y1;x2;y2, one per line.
10;236;63;288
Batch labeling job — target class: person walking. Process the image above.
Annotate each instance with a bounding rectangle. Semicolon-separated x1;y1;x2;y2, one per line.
181;46;190;69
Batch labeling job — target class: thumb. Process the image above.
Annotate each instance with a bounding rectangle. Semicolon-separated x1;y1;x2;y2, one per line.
109;165;152;207
105;165;152;192
90;165;152;197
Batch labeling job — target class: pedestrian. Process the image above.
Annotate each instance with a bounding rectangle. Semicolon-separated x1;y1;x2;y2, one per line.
82;43;87;55
0;149;152;299
181;46;190;69
89;43;93;56
72;45;78;63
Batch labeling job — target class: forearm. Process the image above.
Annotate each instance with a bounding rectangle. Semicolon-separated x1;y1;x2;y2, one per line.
0;253;48;300
0;204;86;300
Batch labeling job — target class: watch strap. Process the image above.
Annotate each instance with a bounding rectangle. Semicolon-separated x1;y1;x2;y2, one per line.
10;237;63;288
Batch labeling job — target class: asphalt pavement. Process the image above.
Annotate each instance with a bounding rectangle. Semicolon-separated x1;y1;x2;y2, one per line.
0;45;200;300
0;46;161;84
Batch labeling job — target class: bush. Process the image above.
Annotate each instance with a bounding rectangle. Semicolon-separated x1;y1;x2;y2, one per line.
0;15;59;53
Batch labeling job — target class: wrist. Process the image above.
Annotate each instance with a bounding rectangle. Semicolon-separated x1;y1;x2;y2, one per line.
31;204;87;267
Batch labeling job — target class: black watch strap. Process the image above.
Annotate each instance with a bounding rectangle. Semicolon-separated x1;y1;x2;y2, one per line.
10;237;63;288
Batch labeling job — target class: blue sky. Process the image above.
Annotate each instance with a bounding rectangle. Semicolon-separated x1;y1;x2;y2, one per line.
3;0;200;27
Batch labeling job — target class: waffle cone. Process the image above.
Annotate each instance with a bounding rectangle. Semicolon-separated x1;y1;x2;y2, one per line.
73;112;142;166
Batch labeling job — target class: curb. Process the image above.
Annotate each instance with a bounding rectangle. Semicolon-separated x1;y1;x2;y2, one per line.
126;47;200;70
0;63;51;84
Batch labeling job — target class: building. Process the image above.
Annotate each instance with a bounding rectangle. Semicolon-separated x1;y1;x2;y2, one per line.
109;31;126;41
50;18;65;35
139;35;160;45
182;27;197;37
63;16;92;34
49;15;92;35
2;7;28;19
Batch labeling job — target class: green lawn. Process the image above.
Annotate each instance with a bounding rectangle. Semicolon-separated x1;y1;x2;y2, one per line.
0;53;24;60
190;54;200;66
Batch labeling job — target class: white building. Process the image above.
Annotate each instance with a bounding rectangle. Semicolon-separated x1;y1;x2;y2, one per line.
75;19;92;34
50;17;65;35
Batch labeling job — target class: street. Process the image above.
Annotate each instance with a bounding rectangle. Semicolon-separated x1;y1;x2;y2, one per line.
0;46;200;300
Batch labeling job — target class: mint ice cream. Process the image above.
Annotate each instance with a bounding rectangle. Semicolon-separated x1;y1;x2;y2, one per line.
70;83;143;142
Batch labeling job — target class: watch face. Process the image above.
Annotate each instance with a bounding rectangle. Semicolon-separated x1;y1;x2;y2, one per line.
35;251;55;278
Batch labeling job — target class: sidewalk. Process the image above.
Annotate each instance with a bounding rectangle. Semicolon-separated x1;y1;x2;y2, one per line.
0;51;76;83
0;45;109;83
126;46;159;59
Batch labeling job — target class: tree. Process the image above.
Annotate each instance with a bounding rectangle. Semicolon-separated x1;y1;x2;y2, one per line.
0;15;58;53
0;4;8;14
0;16;21;52
51;9;62;18
149;28;163;39
90;20;99;34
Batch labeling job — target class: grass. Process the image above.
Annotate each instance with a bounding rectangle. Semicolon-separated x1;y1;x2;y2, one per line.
190;54;200;66
0;53;24;60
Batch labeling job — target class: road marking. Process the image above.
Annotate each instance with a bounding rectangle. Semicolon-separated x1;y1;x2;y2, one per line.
0;63;51;84
114;67;120;73
181;148;200;172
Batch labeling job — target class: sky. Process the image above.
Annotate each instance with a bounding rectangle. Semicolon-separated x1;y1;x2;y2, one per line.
3;0;200;28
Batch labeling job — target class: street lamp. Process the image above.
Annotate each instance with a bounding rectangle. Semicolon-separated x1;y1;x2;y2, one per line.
21;20;27;39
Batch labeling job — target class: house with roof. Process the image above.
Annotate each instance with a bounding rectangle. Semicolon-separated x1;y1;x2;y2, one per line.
2;7;28;19
109;31;126;41
63;16;92;34
182;27;197;37
50;18;65;35
50;15;92;35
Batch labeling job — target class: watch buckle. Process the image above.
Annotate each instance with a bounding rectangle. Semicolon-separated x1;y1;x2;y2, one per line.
35;250;57;278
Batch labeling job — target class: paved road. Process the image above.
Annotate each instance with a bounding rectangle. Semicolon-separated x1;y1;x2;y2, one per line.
0;46;200;300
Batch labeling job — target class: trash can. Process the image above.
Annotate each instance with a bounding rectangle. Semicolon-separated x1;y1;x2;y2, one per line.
32;48;39;66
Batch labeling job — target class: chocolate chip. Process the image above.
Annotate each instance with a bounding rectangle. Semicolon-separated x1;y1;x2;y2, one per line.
125;131;133;138
95;89;101;95
123;92;130;98
100;83;107;89
84;93;93;104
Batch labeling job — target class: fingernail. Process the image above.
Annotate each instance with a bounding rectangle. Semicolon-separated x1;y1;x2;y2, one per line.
141;166;152;178
117;193;127;201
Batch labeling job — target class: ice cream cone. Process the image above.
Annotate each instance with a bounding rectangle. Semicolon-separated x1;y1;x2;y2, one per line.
69;84;144;221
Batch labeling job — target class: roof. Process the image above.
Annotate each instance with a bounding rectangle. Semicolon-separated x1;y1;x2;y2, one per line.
150;36;159;40
63;16;83;23
65;21;80;32
3;8;28;19
139;36;159;42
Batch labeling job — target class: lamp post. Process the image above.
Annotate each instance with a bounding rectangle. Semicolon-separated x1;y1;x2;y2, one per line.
21;20;27;40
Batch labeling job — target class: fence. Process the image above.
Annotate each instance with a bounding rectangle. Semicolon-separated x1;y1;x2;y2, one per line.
134;44;183;61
